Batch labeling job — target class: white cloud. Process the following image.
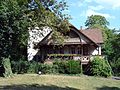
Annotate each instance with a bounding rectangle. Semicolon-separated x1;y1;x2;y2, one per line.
78;2;83;7
69;1;84;7
89;5;104;11
84;0;93;3
86;9;114;19
86;0;120;9
69;2;76;7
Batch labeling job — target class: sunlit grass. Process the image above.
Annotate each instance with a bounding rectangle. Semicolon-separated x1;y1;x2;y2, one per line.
0;74;120;90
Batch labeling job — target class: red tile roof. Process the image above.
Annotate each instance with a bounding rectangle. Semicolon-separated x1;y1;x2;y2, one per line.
80;29;104;44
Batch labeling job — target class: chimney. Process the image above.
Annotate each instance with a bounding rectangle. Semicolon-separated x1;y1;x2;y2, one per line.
80;26;82;30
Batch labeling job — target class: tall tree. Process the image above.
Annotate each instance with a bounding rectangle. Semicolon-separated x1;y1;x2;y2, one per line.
85;15;109;28
0;0;29;77
85;15;120;76
27;0;70;44
110;34;120;76
0;0;70;77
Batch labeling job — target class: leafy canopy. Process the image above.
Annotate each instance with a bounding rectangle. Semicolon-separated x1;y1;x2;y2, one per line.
0;0;70;77
85;15;120;76
27;0;71;44
85;15;109;28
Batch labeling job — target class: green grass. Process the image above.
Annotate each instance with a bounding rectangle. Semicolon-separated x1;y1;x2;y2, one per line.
0;74;120;90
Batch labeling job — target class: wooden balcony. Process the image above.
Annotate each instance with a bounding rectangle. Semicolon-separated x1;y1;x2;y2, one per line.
46;54;104;64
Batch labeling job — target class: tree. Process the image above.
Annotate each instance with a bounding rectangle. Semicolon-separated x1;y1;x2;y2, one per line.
27;0;70;44
85;15;109;28
110;34;120;76
0;0;70;77
85;15;120;76
0;0;29;77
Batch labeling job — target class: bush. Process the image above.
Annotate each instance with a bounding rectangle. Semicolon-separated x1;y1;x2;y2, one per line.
11;60;58;74
53;60;81;74
39;64;52;74
66;60;81;74
11;59;82;75
2;58;13;77
27;61;40;73
53;61;67;74
36;63;58;74
111;57;120;76
11;60;29;74
90;57;112;77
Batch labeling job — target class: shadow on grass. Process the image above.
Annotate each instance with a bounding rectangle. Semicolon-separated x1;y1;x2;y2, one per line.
0;84;79;90
96;86;120;90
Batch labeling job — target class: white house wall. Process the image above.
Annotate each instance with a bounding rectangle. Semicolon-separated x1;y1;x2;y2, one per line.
90;45;102;55
27;26;51;61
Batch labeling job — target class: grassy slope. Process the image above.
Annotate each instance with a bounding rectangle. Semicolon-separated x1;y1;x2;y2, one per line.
0;74;120;90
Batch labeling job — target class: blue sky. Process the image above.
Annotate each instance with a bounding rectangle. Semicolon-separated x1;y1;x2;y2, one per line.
64;0;120;30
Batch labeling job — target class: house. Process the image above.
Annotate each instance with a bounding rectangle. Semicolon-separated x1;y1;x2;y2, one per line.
27;25;104;64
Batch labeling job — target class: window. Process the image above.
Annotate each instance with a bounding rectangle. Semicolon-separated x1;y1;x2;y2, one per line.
71;47;75;54
60;48;64;54
83;46;88;55
78;47;81;54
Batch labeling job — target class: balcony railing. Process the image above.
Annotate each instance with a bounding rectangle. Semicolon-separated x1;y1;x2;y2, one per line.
46;54;104;64
47;54;81;57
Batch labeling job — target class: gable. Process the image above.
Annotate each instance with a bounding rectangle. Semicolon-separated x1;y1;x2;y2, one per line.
64;28;92;44
68;30;79;38
38;25;103;46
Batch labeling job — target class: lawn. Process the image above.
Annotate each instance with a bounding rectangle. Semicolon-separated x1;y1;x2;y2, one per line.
0;74;120;90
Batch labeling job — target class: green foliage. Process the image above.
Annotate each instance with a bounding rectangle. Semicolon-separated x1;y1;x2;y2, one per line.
66;60;81;74
111;34;120;60
11;59;82;75
85;15;109;28
48;54;81;57
110;34;120;76
11;60;29;74
28;0;70;45
38;64;58;74
2;58;13;77
53;60;81;74
0;0;70;77
84;15;120;76
110;58;120;76
11;60;58;74
0;0;29;56
0;0;29;77
90;57;112;77
53;61;67;73
27;61;40;73
103;33;120;76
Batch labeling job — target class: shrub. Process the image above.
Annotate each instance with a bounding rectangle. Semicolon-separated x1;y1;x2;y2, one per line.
39;64;52;74
90;57;112;77
11;60;58;74
2;58;13;77
53;61;67;74
53;60;81;74
111;57;120;76
66;60;81;74
37;63;59;74
11;59;82;75
27;61;40;73
11;60;29;74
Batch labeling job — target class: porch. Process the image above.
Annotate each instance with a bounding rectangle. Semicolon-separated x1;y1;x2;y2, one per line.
36;44;102;64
